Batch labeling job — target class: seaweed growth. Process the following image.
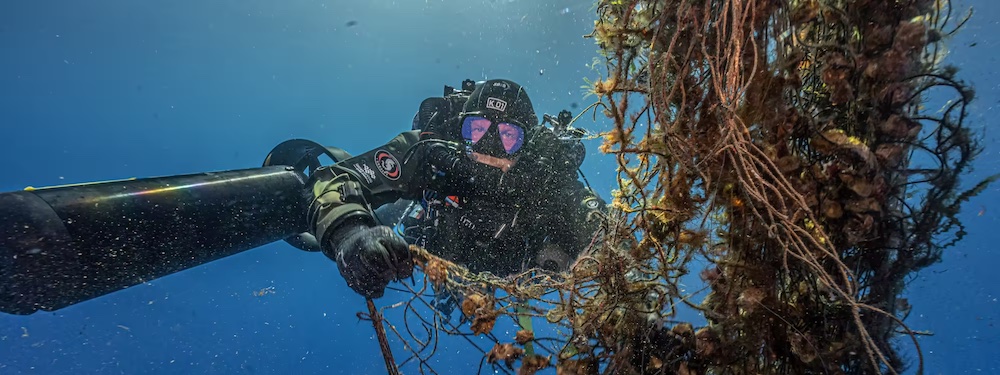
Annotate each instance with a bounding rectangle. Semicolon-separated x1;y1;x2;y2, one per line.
362;1;991;374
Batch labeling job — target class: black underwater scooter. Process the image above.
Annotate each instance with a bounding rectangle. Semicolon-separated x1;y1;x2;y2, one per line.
0;139;411;315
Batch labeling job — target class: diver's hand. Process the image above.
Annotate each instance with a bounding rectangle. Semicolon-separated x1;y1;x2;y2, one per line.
330;223;413;299
423;142;528;198
422;142;475;193
424;142;470;176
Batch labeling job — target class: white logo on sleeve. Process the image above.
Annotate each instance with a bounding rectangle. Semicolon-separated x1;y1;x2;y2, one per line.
486;97;507;112
353;163;377;183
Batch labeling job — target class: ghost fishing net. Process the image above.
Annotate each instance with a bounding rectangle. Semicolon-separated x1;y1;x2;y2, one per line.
359;0;992;374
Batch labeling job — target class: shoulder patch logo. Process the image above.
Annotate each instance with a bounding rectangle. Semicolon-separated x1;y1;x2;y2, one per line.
486;97;507;112
374;150;401;180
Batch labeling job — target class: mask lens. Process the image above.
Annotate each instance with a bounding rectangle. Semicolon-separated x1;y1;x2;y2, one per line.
496;122;525;154
461;116;492;144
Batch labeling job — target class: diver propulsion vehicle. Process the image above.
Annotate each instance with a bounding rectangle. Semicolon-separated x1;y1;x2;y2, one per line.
0;139;413;315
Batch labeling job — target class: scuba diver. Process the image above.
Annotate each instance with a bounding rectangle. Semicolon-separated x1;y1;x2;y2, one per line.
0;78;603;315
312;78;604;299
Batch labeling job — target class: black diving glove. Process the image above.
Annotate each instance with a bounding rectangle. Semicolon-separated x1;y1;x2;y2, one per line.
424;142;469;176
328;222;413;299
423;142;532;198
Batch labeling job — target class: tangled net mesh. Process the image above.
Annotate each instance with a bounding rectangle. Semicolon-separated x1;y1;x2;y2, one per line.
362;0;994;374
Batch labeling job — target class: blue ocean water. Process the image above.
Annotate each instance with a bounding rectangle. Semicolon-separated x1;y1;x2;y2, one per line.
0;1;996;374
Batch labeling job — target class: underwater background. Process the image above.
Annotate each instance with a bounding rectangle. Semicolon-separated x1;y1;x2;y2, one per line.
0;0;996;373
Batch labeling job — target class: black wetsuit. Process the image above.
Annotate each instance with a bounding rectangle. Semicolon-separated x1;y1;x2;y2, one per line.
310;128;604;277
